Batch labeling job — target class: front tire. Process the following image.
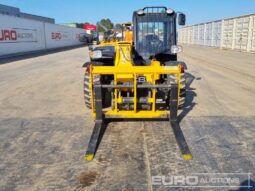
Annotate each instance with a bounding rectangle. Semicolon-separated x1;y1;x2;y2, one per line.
168;72;186;108
84;70;100;109
179;73;186;108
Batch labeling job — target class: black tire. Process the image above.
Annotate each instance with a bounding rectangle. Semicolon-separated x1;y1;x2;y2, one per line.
168;73;186;108
179;73;186;108
84;70;100;109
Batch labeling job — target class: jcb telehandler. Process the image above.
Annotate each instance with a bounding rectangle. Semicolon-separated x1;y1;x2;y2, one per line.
83;7;192;161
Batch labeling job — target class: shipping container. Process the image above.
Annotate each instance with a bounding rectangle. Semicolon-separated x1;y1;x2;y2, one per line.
0;14;45;56
193;25;199;44
178;13;255;53
222;19;234;49
0;14;86;57
205;23;212;46
234;17;250;51
198;24;205;45
250;16;255;52
189;26;193;44
212;21;222;47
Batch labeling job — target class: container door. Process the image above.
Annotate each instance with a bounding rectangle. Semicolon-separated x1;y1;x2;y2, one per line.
205;23;212;46
235;17;250;51
198;24;205;45
222;19;234;49
250;16;255;52
212;21;222;47
193;25;199;44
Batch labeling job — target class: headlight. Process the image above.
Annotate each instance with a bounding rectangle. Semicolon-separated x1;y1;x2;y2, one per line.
171;45;183;54
91;50;102;59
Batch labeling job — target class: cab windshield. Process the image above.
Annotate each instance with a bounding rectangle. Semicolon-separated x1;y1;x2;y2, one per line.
136;20;173;59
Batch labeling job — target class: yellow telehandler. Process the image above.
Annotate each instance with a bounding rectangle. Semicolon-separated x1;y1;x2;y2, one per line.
83;7;192;161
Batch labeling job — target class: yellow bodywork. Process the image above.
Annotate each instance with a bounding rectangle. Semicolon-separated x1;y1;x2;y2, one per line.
124;31;133;42
89;41;181;119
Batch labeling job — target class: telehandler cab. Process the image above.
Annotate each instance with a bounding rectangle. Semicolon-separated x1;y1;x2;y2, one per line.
83;7;192;161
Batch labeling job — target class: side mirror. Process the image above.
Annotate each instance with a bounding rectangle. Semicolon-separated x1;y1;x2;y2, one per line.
178;13;186;26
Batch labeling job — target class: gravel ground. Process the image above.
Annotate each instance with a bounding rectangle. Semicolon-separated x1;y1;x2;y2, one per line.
0;45;254;191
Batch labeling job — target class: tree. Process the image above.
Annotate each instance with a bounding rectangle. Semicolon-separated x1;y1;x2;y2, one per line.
97;19;114;32
75;22;89;29
114;23;122;30
76;23;84;29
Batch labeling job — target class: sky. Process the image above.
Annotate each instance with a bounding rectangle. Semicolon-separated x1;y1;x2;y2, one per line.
0;0;255;25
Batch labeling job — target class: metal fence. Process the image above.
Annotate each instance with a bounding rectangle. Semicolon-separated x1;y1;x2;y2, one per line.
178;13;255;52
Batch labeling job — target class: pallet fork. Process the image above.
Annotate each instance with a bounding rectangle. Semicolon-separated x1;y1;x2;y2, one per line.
85;83;192;161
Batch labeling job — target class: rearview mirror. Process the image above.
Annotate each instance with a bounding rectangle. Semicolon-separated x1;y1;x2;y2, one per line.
178;13;186;26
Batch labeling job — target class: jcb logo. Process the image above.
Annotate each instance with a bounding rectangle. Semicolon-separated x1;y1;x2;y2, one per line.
52;32;62;40
137;76;146;83
0;30;17;41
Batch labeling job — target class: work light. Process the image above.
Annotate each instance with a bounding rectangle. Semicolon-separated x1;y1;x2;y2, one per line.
91;50;102;59
171;45;183;54
166;8;174;15
137;9;145;16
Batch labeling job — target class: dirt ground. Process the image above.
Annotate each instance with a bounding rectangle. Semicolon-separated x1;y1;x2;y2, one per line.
0;45;254;191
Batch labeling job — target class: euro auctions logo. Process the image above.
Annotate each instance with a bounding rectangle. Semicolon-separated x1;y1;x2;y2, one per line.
51;32;62;40
51;31;70;41
152;173;252;188
0;28;37;43
0;30;17;41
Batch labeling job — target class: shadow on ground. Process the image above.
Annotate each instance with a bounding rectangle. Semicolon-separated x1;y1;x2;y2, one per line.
179;72;197;122
230;179;255;191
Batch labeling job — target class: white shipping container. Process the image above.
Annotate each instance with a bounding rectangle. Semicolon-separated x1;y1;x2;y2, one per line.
205;23;212;46
0;14;87;57
178;13;255;53
198;24;205;45
249;16;255;52
44;23;73;49
179;27;193;44
222;19;234;49
177;29;181;43
178;28;185;43
0;14;45;56
181;28;185;43
234;17;250;51
72;28;87;45
184;27;189;43
193;25;199;44
212;21;222;47
188;26;193;44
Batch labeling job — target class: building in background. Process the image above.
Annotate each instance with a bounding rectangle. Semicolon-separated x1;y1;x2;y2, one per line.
0;4;55;23
61;23;78;28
